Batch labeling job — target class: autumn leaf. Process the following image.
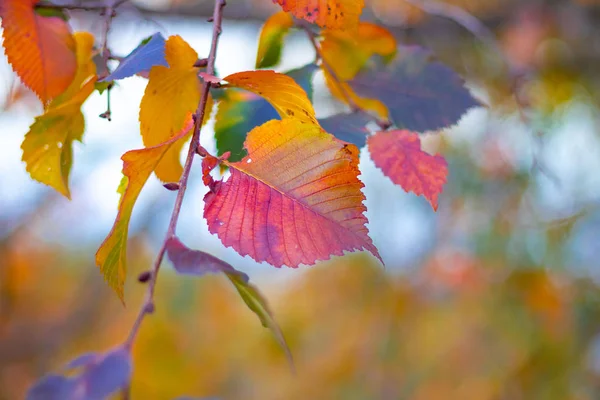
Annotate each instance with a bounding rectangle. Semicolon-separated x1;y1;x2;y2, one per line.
320;22;395;119
256;11;294;69
102;33;168;82
27;347;132;400
96;117;194;300
223;69;317;124
274;0;364;30
215;64;317;161
21;32;97;198
368;130;448;210
349;46;481;132
165;236;293;366
204;119;381;267
322;22;397;81
226;271;294;369
0;0;77;104
139;35;211;183
318;112;372;148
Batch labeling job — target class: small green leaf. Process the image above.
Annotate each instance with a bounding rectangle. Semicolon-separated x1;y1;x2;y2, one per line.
225;272;294;370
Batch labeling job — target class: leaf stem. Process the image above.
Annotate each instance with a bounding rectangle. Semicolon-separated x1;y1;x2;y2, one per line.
124;0;227;350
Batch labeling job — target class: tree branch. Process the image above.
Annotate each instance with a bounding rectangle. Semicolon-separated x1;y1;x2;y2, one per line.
37;0;130;12
124;0;226;350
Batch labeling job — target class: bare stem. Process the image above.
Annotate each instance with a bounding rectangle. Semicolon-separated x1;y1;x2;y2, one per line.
124;0;227;349
37;0;130;12
299;23;392;131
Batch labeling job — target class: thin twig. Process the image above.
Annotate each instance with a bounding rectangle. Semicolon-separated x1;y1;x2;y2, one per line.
124;0;226;350
37;0;130;12
403;0;500;54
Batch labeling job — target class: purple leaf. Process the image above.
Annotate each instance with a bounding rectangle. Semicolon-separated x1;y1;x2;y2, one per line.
64;352;98;370
166;236;249;282
82;347;132;400
101;33;168;82
349;46;482;133
26;375;77;400
318;112;372;148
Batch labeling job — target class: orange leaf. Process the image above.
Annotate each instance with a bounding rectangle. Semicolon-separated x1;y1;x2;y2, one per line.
223;70;316;124
275;0;364;30
96;116;194;300
255;11;294;68
204;119;380;267
368;130;448;210
0;0;77;104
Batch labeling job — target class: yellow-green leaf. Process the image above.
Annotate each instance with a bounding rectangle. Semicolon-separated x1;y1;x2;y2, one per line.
255;11;294;69
96;117;194;301
21;32;97;198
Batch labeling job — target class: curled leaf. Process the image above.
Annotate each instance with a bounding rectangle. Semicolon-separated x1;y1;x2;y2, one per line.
255;11;294;68
102;32;168;82
223;70;316;124
96;116;194;300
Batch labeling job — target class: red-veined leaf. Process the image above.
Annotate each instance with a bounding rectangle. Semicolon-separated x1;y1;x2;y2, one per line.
204;119;380;267
0;0;77;104
368;130;448;210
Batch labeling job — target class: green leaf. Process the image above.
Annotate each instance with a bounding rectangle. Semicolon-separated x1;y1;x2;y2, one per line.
226;272;294;370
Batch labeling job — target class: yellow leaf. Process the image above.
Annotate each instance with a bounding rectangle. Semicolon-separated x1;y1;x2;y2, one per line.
96;116;194;301
320;22;395;119
139;35;207;183
0;0;77;104
321;22;397;81
255;11;294;69
223;70;317;124
21;32;97;198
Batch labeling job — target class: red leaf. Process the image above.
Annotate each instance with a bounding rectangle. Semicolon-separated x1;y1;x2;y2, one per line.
368;130;448;210
204;119;380;267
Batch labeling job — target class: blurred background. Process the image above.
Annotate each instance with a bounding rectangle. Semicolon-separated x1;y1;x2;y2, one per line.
2;0;600;398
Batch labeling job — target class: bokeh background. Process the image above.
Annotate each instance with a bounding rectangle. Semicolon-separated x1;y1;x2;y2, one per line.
2;0;600;398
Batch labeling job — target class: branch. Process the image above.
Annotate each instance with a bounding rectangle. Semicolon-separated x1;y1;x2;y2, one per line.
299;22;392;131
37;0;130;12
124;0;226;350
